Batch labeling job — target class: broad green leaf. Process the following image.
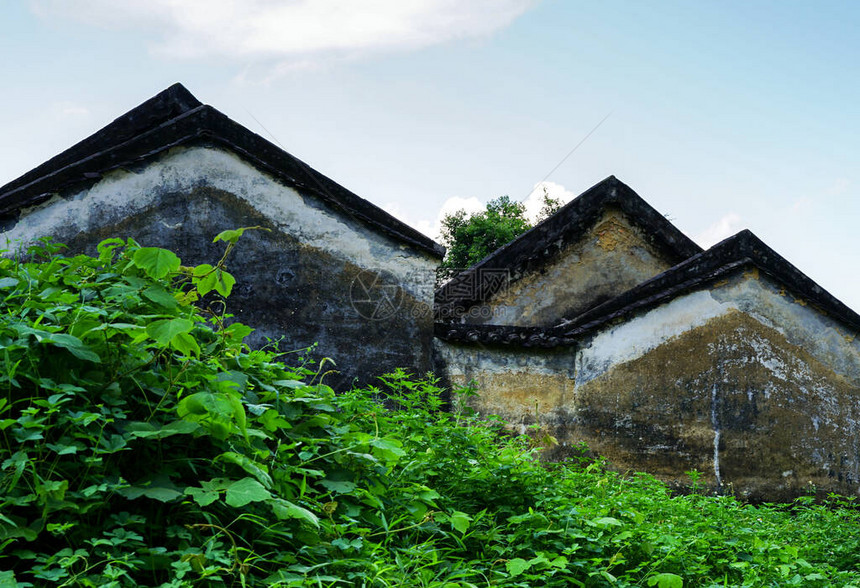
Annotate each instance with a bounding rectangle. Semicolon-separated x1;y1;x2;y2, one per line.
331;537;363;552
271;498;319;528
171;332;200;357
195;268;236;297
125;420;199;439
177;392;213;417
370;437;406;461
274;379;309;389
46;333;101;363
0;277;18;289
132;247;181;279
225;477;271;508
213;228;247;244
196;271;218;296
227;392;247;437
177;392;240;440
449;510;472;534
216;451;272;488
192;263;215;278
143;487;183;502
0;526;38;542
591;516;622;527
600;571;618;583
96;434;128;454
36;479;69;502
647;573;684;588
213;226;270;244
319;480;357;494
119;485;182;502
506;558;531;577
142;285;179;308
223;322;253;341
217;370;249;390
46;442;78;455
96;237;126;264
185;486;220;507
146;318;194;346
13;428;44;443
259;409;291;431
213;269;236;297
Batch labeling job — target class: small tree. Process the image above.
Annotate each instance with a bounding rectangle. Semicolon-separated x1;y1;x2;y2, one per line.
438;190;563;283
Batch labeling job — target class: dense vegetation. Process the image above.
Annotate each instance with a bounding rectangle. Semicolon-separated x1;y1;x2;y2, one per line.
437;192;561;283
1;237;859;587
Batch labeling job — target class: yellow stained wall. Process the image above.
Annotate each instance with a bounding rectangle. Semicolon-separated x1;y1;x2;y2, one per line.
464;208;677;327
435;273;860;500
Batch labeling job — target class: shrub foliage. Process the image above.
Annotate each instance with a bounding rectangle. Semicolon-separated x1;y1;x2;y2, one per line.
1;237;859;587
437;192;561;283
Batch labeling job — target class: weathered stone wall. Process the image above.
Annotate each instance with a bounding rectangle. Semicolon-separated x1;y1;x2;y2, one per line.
435;270;860;500
462;208;678;327
1;145;438;388
433;339;576;436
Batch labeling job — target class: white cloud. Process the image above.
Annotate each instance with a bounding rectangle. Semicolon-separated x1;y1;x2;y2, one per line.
826;177;850;196
523;180;575;223
388;180;578;244
52;102;90;118
384;195;483;242
789;197;812;214
32;0;536;69
424;195;485;241
694;213;744;248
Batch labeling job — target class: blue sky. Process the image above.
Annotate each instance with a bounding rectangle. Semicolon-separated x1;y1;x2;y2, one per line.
2;1;859;309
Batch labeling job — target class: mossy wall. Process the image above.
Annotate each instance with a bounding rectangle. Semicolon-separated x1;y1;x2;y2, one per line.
0;145;439;388
461;208;677;327
436;271;860;500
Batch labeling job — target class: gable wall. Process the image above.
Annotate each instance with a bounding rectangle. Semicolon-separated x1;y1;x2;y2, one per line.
1;145;439;387
435;270;860;500
461;208;677;327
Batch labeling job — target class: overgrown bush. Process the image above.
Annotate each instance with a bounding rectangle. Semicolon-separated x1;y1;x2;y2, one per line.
1;237;859;587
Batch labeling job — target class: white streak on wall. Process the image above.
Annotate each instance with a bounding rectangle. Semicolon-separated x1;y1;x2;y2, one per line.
711;382;722;489
713;276;860;382
434;339;572;378
576;290;737;385
576;276;860;387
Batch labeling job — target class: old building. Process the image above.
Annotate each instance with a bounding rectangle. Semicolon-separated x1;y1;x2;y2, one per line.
435;182;860;500
0;84;444;387
435;176;702;326
4;85;859;500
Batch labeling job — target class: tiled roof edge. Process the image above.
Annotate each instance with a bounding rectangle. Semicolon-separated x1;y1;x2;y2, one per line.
435;176;702;310
559;228;860;338
438;229;860;348
0;84;444;258
434;322;572;348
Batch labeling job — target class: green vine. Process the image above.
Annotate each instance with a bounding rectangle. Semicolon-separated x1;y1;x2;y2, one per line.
0;234;858;587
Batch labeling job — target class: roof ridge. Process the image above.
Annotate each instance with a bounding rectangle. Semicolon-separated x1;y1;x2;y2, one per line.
0;84;444;258
557;228;860;337
0;83;201;200
435;175;702;310
436;228;860;347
